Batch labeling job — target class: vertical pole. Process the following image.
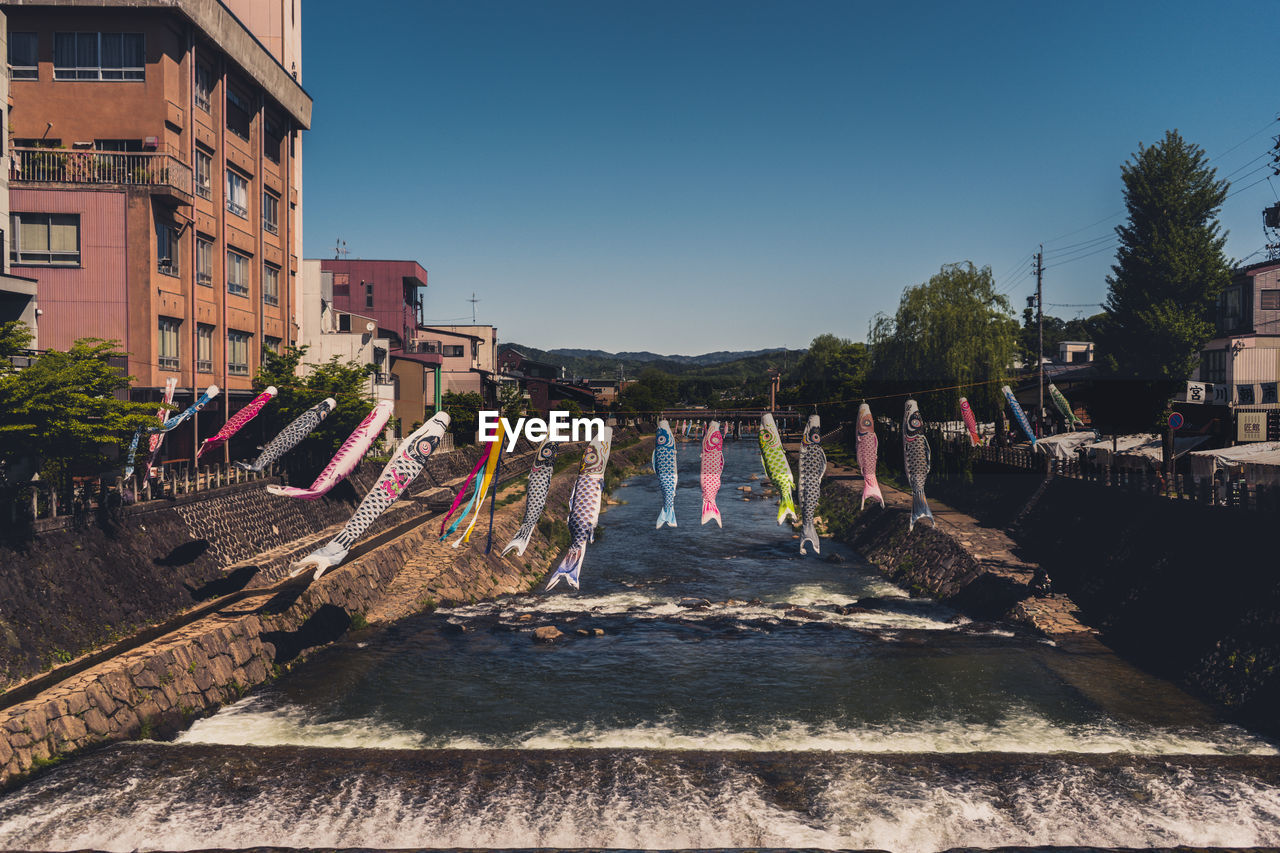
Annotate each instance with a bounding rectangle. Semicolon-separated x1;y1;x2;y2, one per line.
1036;244;1044;436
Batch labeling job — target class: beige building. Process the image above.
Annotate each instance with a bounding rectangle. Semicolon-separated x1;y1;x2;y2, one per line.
418;324;499;405
297;258;394;408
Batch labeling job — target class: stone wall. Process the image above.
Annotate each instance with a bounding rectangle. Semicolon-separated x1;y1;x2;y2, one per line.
0;435;655;787
0;443;492;689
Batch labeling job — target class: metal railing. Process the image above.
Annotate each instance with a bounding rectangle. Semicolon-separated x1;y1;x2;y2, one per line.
12;147;192;196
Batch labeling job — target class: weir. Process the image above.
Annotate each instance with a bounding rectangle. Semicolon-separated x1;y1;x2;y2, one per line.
0;436;1277;852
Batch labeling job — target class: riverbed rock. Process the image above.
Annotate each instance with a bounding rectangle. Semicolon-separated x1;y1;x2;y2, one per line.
679;598;711;610
785;607;823;620
532;626;563;643
825;552;845;563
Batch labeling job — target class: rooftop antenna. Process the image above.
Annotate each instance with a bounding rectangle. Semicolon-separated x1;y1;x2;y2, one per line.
334;238;349;260
468;292;481;324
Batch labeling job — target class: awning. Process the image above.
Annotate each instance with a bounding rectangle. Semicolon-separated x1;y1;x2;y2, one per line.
1186;441;1280;482
1033;430;1101;460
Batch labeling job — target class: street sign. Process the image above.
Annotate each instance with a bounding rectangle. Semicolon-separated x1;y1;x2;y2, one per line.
1238;411;1267;442
1168;412;1184;431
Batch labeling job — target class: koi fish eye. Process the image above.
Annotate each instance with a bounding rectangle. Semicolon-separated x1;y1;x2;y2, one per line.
539;445;555;460
417;436;437;456
583;447;599;465
859;414;872;430
707;433;722;450
908;412;922;431
657;432;670;445
808;428;821;444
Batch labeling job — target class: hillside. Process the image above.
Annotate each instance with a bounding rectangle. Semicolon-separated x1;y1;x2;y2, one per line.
500;343;801;379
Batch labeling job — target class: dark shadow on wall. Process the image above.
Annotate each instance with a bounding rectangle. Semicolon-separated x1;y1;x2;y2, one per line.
261;604;353;663
154;539;211;567
186;565;259;601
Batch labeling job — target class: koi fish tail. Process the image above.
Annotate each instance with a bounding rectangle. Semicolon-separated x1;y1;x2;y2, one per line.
700;499;722;527
800;521;820;555
501;523;536;558
861;480;884;511
776;492;798;525
909;492;934;532
546;544;585;590
656;502;677;529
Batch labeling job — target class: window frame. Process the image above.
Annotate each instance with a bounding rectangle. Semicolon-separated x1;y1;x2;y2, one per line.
8;32;38;80
263;262;280;307
196;323;214;373
263;335;282;356
226;84;253;141
53;32;144;81
225;168;248;218
155;218;180;277
158;316;181;371
226;249;250;297
196;235;214;287
194;63;213;112
262;190;279;235
443;344;465;358
10;212;81;266
195;148;213;200
227;329;251;376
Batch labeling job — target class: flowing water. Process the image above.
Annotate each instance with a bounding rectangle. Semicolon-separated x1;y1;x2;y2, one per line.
1;440;1278;851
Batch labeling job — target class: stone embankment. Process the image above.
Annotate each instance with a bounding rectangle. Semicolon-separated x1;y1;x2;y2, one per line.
0;434;654;787
819;462;1089;637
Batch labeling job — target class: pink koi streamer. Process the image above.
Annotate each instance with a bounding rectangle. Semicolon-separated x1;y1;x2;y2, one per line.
197;387;278;460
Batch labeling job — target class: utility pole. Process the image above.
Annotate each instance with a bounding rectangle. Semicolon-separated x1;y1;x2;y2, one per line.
1035;244;1044;436
467;292;480;325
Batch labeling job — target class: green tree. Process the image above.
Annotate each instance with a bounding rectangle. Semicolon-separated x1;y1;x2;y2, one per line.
868;262;1018;422
1093;129;1231;430
0;338;158;487
0;320;34;368
443;390;483;444
782;334;869;422
497;381;527;420
253;345;377;471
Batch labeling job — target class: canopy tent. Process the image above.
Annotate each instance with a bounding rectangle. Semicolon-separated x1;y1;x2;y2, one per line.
1185;441;1280;482
1083;434;1157;466
1239;450;1280;487
1112;434;1211;470
1034;431;1101;460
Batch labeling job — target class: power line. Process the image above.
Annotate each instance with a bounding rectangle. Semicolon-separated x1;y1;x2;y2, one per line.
1208;115;1279;165
1045;241;1119;269
1043;231;1116;257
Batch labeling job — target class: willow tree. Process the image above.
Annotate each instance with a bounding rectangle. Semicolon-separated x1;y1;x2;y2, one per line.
1093;129;1231;431
868;262;1018;422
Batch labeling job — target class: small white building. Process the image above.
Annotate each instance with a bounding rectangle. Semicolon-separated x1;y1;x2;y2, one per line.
297;259;396;407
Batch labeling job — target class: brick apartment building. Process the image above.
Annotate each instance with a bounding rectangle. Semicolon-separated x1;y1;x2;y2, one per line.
5;0;309;458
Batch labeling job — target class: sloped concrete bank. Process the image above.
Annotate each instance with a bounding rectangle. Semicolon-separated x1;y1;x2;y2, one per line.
0;435;654;788
819;470;1089;637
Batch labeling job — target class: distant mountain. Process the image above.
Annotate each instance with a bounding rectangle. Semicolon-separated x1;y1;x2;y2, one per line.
500;344;800;378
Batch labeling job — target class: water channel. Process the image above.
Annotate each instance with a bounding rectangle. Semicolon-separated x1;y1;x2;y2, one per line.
0;440;1277;850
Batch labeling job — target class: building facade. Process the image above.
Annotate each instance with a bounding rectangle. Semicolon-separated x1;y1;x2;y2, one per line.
316;258;445;433
5;0;311;457
297;259;394;408
416;324;499;405
1198;259;1280;409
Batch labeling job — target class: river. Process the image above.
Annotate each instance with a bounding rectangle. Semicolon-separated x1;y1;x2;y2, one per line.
0;439;1277;851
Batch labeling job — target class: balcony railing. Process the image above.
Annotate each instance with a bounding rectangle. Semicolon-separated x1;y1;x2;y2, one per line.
11;148;192;197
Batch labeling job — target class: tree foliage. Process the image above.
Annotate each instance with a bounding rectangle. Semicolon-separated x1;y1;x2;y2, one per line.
253;345;377;471
781;334;869;423
1093;129;1231;429
0;337;158;485
868;262;1018;422
1020;310;1101;366
443;390;483;444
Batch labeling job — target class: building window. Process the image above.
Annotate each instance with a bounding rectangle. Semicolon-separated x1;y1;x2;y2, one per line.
158;317;180;371
262;191;279;235
10;213;80;266
94;139;142;152
226;85;252;140
1202;349;1227;385
1218;286;1245;333
263;335;281;355
226;169;248;218
195;148;213;200
263;263;280;306
195;63;213;112
1261;289;1280;312
196;324;214;373
156;218;180;277
227;330;251;375
54;32;144;80
227;249;250;296
197;236;213;286
443;345;465;358
9;33;38;80
365;282;374;309
264;113;284;164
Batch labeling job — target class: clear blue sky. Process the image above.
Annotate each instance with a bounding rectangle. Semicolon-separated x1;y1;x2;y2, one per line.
301;0;1279;354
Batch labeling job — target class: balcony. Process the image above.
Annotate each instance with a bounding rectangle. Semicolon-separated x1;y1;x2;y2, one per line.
12;147;193;203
